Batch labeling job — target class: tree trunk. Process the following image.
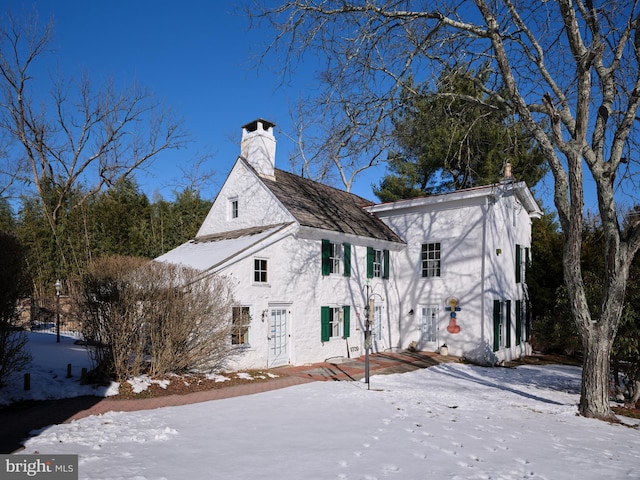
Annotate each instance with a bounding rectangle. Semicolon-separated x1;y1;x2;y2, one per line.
579;328;615;420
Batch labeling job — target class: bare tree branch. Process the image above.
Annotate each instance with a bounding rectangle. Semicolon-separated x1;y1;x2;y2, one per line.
250;0;640;420
0;10;189;273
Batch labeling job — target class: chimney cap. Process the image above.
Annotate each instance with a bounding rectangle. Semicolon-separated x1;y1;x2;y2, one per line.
242;118;276;132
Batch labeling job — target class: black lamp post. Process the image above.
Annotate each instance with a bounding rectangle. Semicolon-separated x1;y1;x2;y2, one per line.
55;279;61;343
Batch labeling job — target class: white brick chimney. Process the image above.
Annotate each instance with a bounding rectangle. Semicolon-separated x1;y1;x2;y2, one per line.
241;119;276;180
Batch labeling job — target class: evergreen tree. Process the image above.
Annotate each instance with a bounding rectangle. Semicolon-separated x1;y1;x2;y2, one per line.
149;189;211;257
374;71;547;201
170;189;211;243
90;178;154;258
0;198;14;232
16;196;57;297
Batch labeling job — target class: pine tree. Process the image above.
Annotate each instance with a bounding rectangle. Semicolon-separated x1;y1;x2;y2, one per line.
374;71;547;201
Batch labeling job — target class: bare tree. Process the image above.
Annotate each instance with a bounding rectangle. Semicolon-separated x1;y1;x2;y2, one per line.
0;10;188;275
282;98;387;191
250;0;640;420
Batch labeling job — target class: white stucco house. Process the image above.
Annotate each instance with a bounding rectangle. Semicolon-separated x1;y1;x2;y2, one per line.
157;119;542;369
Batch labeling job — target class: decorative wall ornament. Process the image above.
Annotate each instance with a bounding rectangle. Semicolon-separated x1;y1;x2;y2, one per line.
445;296;461;334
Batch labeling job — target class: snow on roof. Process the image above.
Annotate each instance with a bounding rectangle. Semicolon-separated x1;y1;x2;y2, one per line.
155;223;292;272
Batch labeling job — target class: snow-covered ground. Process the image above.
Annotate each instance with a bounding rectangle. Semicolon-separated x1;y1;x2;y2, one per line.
0;332;116;405
4;333;640;479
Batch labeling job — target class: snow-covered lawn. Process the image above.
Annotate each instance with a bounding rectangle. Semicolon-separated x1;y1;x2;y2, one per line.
0;332;115;405
4;333;640;479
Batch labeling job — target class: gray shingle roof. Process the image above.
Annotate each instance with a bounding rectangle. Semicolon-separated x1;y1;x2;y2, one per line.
260;167;404;244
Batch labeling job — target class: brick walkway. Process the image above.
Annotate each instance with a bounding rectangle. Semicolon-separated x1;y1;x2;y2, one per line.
1;350;457;453
68;350;456;420
276;350;454;382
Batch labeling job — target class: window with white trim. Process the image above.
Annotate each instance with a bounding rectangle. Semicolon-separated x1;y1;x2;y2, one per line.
321;240;351;277
320;305;351;342
330;243;341;274
421;242;441;277
493;300;512;351
515;244;530;284
231;306;251;345
367;247;390;279
254;258;268;283
230;198;239;219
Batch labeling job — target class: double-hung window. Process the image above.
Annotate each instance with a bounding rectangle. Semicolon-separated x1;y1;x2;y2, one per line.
322;240;351;277
421;243;441;277
254;258;268;283
320;305;351;342
367;247;390;279
492;300;512;351
515;244;530;283
231;306;251;345
330;243;341;274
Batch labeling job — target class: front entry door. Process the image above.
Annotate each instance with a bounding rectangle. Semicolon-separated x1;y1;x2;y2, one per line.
268;307;289;367
418;305;439;351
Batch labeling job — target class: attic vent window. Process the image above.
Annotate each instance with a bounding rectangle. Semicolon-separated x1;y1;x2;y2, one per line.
230;198;239;219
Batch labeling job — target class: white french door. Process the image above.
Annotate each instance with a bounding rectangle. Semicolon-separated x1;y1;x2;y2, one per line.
418;305;439;351
268;307;289;367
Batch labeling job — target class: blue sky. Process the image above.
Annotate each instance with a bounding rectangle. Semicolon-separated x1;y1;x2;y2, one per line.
3;0;388;202
20;0;311;199
3;0;610;215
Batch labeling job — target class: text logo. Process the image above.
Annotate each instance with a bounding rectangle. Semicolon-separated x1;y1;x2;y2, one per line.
1;455;78;479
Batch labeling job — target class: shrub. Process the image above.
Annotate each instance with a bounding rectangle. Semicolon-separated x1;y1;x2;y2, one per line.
0;232;31;387
77;256;237;381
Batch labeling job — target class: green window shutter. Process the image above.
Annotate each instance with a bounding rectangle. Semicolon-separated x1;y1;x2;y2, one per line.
505;300;512;348
493;300;501;352
525;247;530;282
383;249;390;279
343;243;351;277
515;300;522;346
515;244;522;283
342;305;351;338
524;301;530;341
321;239;331;276
366;247;374;278
321;306;330;342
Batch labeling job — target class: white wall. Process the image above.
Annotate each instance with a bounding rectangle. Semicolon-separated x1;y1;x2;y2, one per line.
197;160;294;237
222;232;400;370
189;160;537;369
376;186;535;365
379;196;487;358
